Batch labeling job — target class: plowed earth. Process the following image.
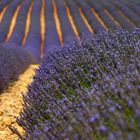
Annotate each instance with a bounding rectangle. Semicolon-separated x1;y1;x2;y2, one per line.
0;65;38;140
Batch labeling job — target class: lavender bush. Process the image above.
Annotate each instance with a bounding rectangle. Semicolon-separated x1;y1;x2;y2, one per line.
75;0;105;33
86;0;117;29
65;0;90;36
121;0;140;17
127;0;139;4
44;0;61;56
0;0;11;13
8;0;32;46
99;1;134;31
13;28;140;140
55;0;76;43
0;0;22;42
23;0;42;62
111;0;140;26
0;43;36;91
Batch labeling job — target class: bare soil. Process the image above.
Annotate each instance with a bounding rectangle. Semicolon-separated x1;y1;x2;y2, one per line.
0;65;38;140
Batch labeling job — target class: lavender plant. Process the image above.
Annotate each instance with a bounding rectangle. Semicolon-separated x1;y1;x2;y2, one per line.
7;0;32;46
110;0;140;26
14;28;140;140
131;0;140;5
65;0;90;36
0;43;36;92
85;0;117;29
121;0;140;17
44;0;61;56
55;0;76;43
75;0;105;33
0;0;23;42
23;0;42;62
99;1;134;31
0;0;12;13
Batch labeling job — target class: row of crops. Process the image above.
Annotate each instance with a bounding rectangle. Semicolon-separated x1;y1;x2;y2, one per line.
0;0;140;139
0;0;140;61
11;27;140;140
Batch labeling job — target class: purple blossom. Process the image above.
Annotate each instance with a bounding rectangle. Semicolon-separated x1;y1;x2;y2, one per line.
13;28;140;140
0;43;36;91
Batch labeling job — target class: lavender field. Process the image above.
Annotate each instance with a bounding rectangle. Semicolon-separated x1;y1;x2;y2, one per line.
0;0;140;140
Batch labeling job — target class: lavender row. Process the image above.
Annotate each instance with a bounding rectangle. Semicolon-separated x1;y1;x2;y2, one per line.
55;0;76;43
99;1;134;31
7;0;32;46
75;0;105;33
0;0;22;42
44;0;61;56
128;0;140;5
0;43;36;92
0;0;11;13
65;0;90;37
29;65;140;140
24;0;42;63
86;0;117;29
118;0;140;17
13;28;140;139
110;0;140;26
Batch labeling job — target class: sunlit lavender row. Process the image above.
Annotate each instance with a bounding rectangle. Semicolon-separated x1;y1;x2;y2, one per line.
0;0;140;61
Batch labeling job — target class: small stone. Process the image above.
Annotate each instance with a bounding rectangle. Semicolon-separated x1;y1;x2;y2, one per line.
0;111;4;116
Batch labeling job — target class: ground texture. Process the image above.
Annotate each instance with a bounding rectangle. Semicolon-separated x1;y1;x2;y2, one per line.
0;65;38;140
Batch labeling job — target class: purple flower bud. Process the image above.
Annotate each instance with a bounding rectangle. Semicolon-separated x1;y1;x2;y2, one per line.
99;125;107;133
128;100;134;108
135;109;140;117
109;107;116;113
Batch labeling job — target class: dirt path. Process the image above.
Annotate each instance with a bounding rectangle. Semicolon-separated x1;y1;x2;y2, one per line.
0;65;38;140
